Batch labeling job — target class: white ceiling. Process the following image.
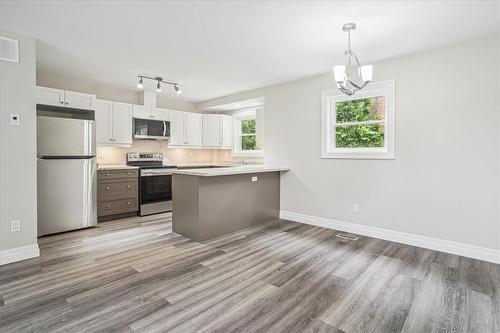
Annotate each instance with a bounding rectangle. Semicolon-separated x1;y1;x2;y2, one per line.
0;1;498;102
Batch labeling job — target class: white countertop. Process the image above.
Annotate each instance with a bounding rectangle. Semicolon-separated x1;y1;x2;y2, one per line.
172;165;290;177
163;162;243;168
97;164;139;171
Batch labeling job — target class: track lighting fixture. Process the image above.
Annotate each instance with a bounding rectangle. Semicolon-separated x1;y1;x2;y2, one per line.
136;77;144;89
136;75;182;95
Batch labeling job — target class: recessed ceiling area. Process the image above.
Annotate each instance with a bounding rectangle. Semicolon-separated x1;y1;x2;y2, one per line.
0;1;498;102
204;97;265;112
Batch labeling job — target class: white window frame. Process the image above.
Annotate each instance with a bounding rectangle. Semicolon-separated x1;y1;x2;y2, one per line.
233;109;263;157
321;80;395;159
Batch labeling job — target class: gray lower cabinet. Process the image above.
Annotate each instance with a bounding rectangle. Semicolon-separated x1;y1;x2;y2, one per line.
97;169;138;220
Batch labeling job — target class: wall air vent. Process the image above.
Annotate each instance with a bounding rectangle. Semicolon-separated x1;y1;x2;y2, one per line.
0;36;19;63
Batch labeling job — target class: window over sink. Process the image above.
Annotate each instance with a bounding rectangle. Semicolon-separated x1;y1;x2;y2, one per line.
233;108;264;157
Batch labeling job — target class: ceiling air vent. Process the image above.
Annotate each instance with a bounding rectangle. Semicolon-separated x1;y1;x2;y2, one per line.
0;36;19;63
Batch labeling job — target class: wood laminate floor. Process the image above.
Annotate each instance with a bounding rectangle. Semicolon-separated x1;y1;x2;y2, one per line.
0;213;498;333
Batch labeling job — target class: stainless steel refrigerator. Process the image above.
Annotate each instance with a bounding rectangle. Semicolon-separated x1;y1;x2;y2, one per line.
37;115;97;236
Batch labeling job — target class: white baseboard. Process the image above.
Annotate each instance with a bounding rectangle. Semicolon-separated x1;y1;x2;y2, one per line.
280;210;500;264
0;244;40;266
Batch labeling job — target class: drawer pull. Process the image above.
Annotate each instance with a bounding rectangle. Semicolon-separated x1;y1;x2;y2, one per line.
106;186;110;190
106;173;110;176
106;204;110;208
127;202;131;206
127;172;131;175
127;185;131;189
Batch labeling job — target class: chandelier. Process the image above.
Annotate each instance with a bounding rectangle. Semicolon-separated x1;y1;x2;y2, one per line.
333;23;373;96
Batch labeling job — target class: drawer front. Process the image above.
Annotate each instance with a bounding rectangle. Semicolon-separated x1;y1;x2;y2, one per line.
98;180;137;201
98;169;138;180
98;198;138;217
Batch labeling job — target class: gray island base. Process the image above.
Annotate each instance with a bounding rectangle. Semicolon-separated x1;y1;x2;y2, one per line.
172;166;289;242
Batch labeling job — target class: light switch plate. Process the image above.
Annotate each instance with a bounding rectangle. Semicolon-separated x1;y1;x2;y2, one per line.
251;176;258;182
10;220;21;232
352;203;360;213
9;114;20;125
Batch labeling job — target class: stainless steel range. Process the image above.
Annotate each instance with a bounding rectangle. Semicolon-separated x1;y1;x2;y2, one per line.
126;152;176;216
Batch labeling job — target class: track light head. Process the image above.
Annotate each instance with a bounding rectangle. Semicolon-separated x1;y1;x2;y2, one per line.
137;77;144;89
174;85;182;95
156;81;162;93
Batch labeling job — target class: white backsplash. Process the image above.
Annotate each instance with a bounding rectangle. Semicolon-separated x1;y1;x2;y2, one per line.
97;140;234;165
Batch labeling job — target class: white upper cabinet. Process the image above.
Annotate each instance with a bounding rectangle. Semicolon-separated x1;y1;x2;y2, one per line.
185;112;202;146
35;86;64;106
95;99;132;146
202;114;221;147
111;102;133;145
152;107;169;121
132;105;152;119
36;86;95;110
168;110;202;147
64;90;95;110
168;110;185;146
132;105;169;120
95;99;113;144
221;115;233;148
202;114;232;148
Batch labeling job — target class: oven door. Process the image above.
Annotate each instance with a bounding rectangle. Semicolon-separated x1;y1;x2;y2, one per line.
140;169;173;215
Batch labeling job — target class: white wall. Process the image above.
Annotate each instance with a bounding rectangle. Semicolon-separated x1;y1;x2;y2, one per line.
0;30;38;261
199;36;500;251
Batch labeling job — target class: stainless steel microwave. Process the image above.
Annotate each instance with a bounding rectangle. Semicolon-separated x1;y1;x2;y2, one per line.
133;118;170;140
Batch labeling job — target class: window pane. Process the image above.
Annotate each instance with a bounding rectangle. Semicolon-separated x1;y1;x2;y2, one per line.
241;119;256;134
335;124;384;148
336;96;385;123
241;135;257;150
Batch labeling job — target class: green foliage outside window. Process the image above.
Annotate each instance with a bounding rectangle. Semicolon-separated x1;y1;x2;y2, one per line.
242;136;257;150
335;98;385;148
241;119;257;150
241;119;256;134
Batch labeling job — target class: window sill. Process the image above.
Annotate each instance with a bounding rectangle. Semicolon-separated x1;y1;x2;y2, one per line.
233;150;264;158
321;150;394;160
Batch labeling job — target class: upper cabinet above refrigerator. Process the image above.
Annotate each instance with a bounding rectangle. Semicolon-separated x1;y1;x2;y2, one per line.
36;86;96;110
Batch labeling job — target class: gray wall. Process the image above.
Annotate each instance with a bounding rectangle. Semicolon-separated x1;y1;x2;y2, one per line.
0;30;37;251
199;36;500;250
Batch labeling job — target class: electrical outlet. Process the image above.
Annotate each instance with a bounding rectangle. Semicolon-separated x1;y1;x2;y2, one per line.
352;203;359;213
251;176;258;182
10;220;21;232
9;114;20;125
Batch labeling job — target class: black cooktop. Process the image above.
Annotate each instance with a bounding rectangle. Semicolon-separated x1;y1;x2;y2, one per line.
126;162;177;169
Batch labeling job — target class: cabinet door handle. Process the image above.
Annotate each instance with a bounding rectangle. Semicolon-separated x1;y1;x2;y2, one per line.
127;185;131;189
127;202;131;206
64;101;69;105
106;173;110;176
106;186;110;190
106;204;110;208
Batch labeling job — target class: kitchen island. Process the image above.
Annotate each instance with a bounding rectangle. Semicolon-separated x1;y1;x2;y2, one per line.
172;165;289;241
